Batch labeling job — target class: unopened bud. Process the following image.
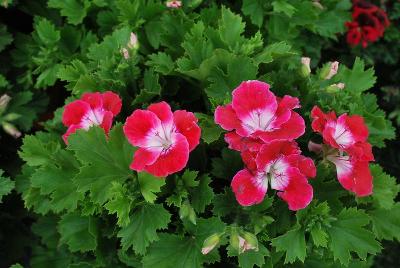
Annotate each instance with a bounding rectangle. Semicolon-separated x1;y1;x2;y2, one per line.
300;57;311;77
121;48;129;60
2;122;21;138
127;32;139;50
166;0;182;8
321;61;339;80
308;141;323;154
312;1;324;9
239;232;258;253
201;233;221;255
326;82;345;93
0;94;11;109
179;201;196;224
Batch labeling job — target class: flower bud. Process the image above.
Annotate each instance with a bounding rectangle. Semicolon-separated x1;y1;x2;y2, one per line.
326;82;345;93
239;232;258;253
0;94;11;111
321;61;339;80
312;0;324;10
166;0;182;8
308;141;323;154
121;48;129;60
2;122;21;138
201;233;221;255
127;32;139;50
300;57;311;77
179;201;196;224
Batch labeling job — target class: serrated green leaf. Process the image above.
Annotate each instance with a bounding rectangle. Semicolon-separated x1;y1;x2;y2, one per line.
146;52;175;75
238;244;269;268
32;215;60;249
19;134;60;166
370;164;399;209
254;42;295;65
211;148;242;180
0;169;14;203
195;113;223;144
218;7;245;50
133;69;161;105
241;0;265;27
310;227;328;248
272;0;297;17
104;182;133;227
181;170;199;188
271;226;306;263
370;204;400;241
58;213;98;252
48;0;91;25
118;203;171;255
190;174;214;213
35;17;60;45
0;25;12;52
68;125;134;205
137;172;166;203
327;208;381;266
213;188;237;217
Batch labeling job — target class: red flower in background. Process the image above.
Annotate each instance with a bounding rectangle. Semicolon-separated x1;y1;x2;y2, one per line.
310;106;374;197
62;91;122;144
123;102;200;177
346;0;390;47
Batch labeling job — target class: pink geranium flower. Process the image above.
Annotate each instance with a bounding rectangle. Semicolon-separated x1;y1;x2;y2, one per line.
231;140;315;211
123;101;201;177
62;91;122;144
215;80;305;144
310;106;374;196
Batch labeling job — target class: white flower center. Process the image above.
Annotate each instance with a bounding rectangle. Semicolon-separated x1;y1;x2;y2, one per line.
243;109;275;133
333;123;353;148
81;108;105;129
146;123;176;153
252;157;290;192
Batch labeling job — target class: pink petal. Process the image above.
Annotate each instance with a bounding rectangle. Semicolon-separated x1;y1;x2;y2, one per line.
102;91;122;116
287;155;316;178
62;124;81;144
345;142;374;161
130;148;161;171
344;114;369;143
257;112;305;143
240;150;258;171
231;169;267;206
277;168;313;211
123;110;161;147
232;81;277;120
310;106;336;133
173;110;201;151
62;100;91;126
256;140;300;171
148;101;174;124
144;133;189;177
214;105;242;131
270;96;300;129
81;92;103;110
100;111;114;135
351;161;373;196
224;132;263;152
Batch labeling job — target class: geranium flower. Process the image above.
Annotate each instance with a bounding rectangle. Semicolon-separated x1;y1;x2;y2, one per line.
345;0;390;47
62;91;122;144
215;80;305;144
123;101;200;177
310;106;374;196
231;140;315;210
166;0;181;8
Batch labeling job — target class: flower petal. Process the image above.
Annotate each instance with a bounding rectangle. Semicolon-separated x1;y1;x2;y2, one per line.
344;114;369;143
123;110;161;147
81;92;103;110
231;169;267;206
100;111;114;135
256;140;300;171
62;100;91;126
62;124;81;144
257;112;305;143
144;133;189;177
287;154;316;178
214;104;242;132
310;106;336;133
173;110;201;151
148;101;174;124
346;142;374;161
130;148;161;171
102;91;122;116
277;167;313;211
224;132;263;152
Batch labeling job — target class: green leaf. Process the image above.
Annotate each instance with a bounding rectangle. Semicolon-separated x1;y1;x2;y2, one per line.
133;69;161;105
310;228;329;248
272;0;297;17
218;7;245;50
190;174;214;213
137;172;166;203
370;164;399;209
238;244;269;268
241;0;265;27
68;125;134;205
0;169;14;203
254;41;295;65
181;170;199;188
370;204;400;241
118;204;171;255
31;215;60;249
195;113;223;144
19;134;60;166
211;148;243;180
335;58;376;94
35;17;60;45
212;189;237;217
0;25;12;52
58;213;98;252
146;52;175;75
327;208;381;266
104;182;133;227
271;226;306;263
48;0;91;25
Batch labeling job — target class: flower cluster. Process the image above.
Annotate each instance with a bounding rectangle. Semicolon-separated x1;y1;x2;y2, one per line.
346;0;390;47
310;106;374;196
214;80;315;210
61;81;375;211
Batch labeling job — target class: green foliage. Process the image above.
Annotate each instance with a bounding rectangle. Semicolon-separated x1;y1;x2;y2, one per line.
0;169;14;203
